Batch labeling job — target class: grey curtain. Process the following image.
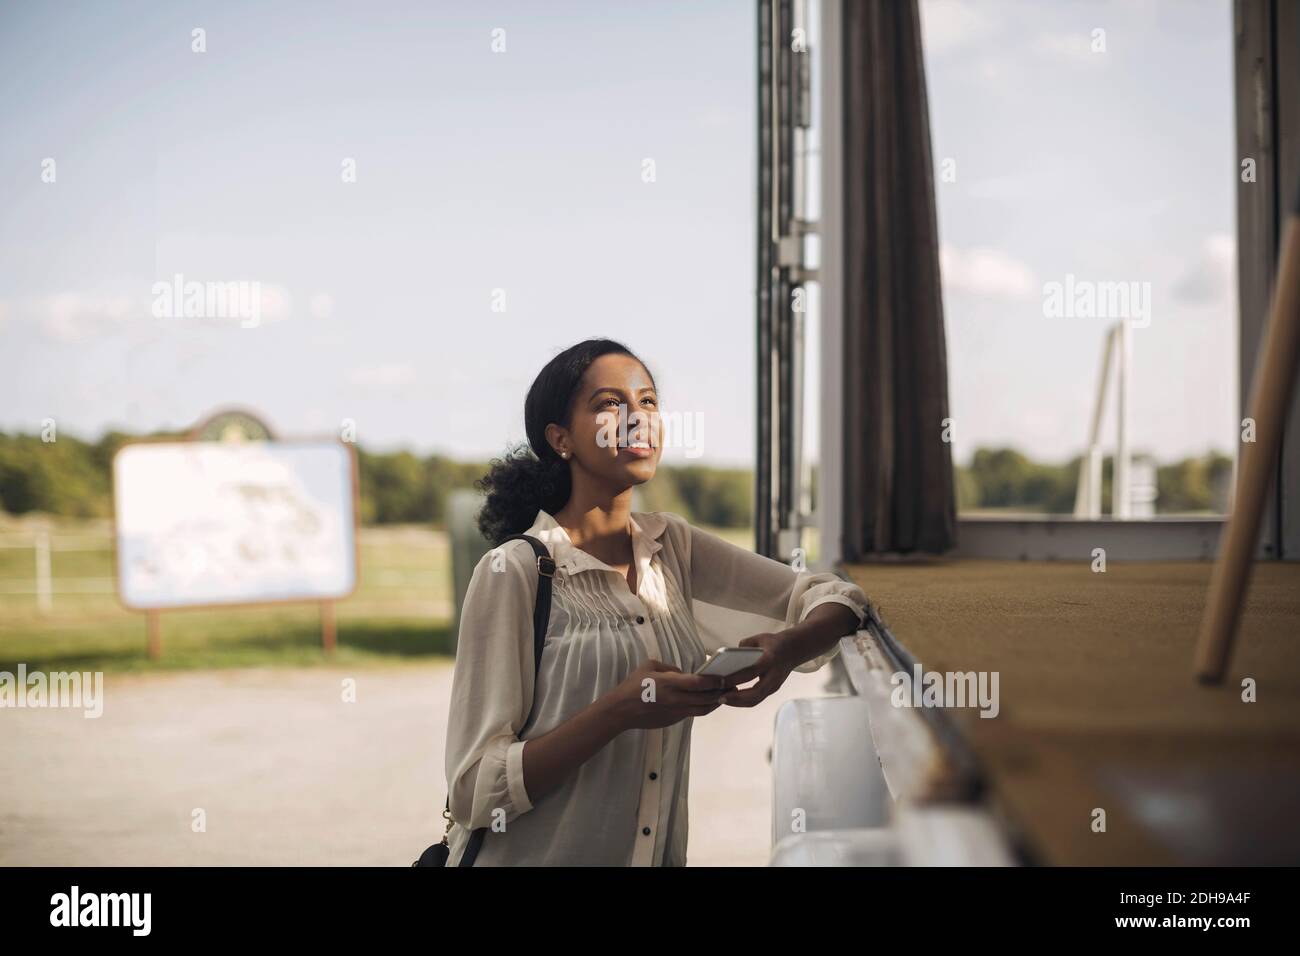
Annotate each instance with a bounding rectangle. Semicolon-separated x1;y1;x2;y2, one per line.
841;0;956;558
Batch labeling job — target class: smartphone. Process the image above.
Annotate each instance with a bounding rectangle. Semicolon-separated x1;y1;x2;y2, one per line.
695;646;765;679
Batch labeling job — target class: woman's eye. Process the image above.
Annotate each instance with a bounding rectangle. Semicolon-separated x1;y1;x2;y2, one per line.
595;396;654;409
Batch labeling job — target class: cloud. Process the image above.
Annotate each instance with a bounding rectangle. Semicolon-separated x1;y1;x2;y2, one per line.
348;363;416;389
32;292;137;343
965;172;1035;201
1172;234;1235;306
939;243;1037;300
308;293;335;319
255;284;293;322
920;0;997;57
974;56;1015;88
3;280;325;342
1032;31;1105;65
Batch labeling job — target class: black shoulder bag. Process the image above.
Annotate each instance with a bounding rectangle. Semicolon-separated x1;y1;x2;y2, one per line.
412;534;555;867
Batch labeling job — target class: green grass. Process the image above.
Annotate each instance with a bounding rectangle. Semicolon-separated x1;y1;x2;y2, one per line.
0;522;456;672
0;517;759;672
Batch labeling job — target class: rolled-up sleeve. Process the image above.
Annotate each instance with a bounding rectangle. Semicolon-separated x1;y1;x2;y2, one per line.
684;519;871;673
444;543;537;829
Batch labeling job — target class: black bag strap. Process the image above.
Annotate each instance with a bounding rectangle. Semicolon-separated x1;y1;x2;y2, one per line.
501;534;556;677
451;534;554;867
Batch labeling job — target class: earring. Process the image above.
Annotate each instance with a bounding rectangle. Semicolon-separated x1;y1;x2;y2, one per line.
561;451;569;459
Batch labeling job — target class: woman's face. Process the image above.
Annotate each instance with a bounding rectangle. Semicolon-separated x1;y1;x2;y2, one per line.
552;353;663;488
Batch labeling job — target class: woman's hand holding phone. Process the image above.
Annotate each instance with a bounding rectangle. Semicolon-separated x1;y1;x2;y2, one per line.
606;658;726;732
711;633;797;708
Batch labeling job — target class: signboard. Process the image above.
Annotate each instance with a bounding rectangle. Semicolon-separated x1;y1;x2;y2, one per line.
113;441;358;610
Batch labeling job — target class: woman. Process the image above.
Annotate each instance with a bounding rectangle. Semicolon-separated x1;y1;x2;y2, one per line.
443;338;870;866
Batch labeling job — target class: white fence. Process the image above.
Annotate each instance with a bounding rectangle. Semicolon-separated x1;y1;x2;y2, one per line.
0;527;446;614
0;529;114;611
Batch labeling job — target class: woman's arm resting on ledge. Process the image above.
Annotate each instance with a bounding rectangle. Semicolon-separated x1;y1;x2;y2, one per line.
775;601;862;667
720;602;862;708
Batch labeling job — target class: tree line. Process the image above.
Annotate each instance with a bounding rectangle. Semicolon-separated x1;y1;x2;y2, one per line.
0;429;1231;525
956;447;1233;515
0;430;755;528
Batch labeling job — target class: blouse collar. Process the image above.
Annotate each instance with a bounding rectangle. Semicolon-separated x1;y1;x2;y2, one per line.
524;508;667;580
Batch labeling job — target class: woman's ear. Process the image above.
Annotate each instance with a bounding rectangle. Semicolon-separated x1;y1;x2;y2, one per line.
544;422;570;459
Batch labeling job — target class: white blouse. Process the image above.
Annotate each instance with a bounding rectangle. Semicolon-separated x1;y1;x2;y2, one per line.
443;508;870;866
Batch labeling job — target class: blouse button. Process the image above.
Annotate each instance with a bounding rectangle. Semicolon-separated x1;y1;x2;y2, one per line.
635;615;645;625
642;826;652;836
649;771;658;780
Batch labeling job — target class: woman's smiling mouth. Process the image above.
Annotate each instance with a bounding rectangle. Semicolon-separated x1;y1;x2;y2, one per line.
619;439;655;459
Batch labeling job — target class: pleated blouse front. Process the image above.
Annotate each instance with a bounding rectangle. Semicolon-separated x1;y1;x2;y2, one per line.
443;508;870;866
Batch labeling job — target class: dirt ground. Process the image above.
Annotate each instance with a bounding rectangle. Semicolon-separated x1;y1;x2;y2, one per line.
0;662;836;866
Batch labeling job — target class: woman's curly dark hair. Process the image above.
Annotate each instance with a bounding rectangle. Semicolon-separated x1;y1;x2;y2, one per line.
475;338;655;544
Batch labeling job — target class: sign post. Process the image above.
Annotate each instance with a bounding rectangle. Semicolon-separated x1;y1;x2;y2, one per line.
320;601;337;655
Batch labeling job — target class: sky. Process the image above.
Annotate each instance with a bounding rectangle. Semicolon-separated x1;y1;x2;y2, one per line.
921;0;1238;467
1;0;1238;468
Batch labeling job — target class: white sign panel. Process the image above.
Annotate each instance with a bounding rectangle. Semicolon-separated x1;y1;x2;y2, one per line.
114;441;357;609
